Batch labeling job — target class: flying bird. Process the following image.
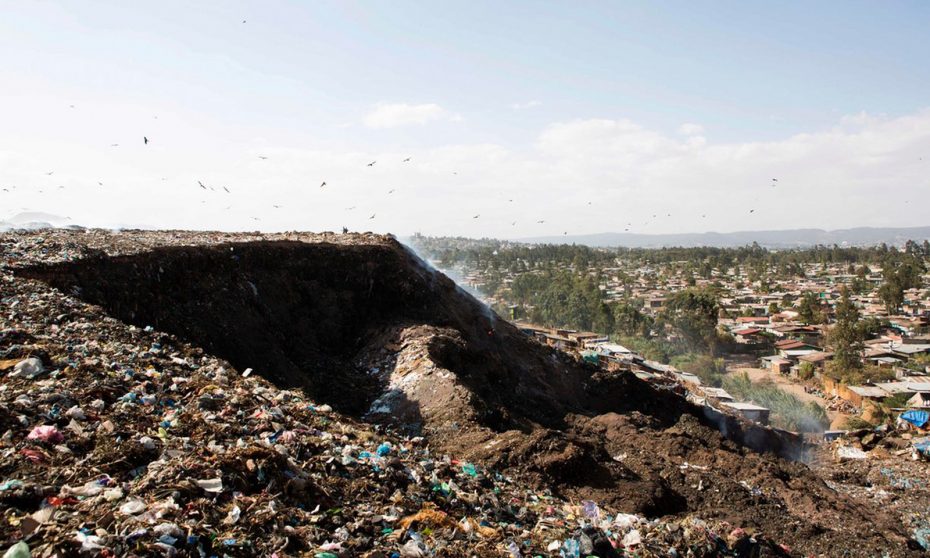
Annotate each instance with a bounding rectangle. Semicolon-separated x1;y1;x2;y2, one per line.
388;189;395;194
402;157;411;162
320;181;326;188
272;204;281;209
144;136;149;145
750;209;755;213
367;161;376;167
537;220;545;224
198;181;206;190
369;213;376;219
511;221;516;226
473;214;480;219
257;155;268;160
98;181;103;186
223;186;230;193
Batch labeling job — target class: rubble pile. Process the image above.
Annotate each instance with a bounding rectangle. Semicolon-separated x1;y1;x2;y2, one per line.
0;229;921;556
818;428;930;552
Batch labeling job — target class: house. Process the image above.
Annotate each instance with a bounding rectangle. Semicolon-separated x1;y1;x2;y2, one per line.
568;331;608;347
736;316;770;326
702;387;734;402
845;385;889;408
907;392;930;409
721;401;771;425
776;340;823;360
797;351;834;371
732;327;765;344
760;355;792;375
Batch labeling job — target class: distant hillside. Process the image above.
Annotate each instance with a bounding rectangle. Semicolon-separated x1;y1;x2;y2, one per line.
519;226;930;248
0;211;79;232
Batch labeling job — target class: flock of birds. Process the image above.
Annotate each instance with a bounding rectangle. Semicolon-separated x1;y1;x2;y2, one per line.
2;106;808;236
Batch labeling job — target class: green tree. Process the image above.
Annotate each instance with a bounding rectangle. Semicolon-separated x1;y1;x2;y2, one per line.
828;286;864;376
661;288;720;353
797;292;825;325
611;302;652;338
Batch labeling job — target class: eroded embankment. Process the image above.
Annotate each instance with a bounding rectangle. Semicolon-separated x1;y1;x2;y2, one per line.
15;238;918;555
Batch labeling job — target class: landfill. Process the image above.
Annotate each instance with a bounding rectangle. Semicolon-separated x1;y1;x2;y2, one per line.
0;228;923;556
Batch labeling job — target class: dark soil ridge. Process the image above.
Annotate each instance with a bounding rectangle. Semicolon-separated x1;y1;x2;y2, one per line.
16;238;918;555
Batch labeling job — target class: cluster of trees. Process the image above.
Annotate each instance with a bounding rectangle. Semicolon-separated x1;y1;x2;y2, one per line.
878;250;926;313
413;235;930;284
824;286;896;384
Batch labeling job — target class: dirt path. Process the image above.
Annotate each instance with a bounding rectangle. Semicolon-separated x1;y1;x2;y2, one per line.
726;364;851;428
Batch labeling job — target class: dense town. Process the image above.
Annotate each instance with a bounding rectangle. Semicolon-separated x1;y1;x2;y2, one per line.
411;235;930;438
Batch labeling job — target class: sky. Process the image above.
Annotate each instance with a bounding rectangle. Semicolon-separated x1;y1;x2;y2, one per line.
1;1;930;238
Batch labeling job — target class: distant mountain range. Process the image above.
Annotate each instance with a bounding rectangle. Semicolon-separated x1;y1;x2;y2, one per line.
0;212;80;232
518;226;930;249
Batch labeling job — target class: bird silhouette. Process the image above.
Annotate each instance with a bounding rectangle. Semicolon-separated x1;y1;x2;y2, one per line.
198;181;206;190
258;155;268;160
45;171;54;176
320;181;326;188
511;221;516;226
473;214;480;219
750;209;755;213
537;220;545;224
272;204;281;209
367;161;376;167
144;137;149;145
388;189;395;194
402;157;411;162
98;181;103;186
223;186;230;193
369;213;376;219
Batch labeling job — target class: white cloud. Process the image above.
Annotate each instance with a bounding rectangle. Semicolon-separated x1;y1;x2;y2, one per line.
363;102;456;128
678;122;704;136
511;100;542;110
3;106;930;238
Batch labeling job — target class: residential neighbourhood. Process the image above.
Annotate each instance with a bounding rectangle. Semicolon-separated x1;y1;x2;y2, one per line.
413;236;930;435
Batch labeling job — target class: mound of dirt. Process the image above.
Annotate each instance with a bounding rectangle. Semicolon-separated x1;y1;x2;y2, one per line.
11;232;919;555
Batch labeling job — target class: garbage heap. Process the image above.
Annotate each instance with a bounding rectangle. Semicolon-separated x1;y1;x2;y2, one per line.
0;229;918;556
0;303;788;556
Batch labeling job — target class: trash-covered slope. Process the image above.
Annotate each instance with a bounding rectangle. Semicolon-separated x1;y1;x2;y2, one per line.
0;229;919;556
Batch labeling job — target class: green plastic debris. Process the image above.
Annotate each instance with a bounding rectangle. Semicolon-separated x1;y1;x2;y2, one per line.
3;541;30;558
